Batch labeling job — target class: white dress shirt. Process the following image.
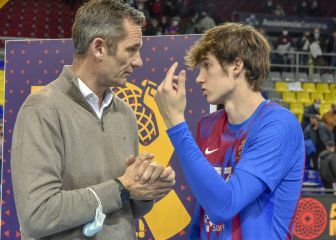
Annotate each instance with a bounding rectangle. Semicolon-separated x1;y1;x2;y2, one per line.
78;78;114;119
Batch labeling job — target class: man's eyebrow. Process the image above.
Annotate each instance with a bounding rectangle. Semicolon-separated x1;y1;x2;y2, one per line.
132;42;142;48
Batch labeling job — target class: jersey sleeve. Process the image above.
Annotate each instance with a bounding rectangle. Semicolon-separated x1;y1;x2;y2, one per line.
188;202;201;240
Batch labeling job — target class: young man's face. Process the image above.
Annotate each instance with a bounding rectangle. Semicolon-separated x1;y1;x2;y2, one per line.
196;53;235;105
99;18;143;87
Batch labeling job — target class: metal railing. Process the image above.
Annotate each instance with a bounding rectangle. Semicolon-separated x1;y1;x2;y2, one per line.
271;50;336;75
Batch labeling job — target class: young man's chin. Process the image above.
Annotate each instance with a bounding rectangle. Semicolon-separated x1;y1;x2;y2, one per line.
206;97;220;105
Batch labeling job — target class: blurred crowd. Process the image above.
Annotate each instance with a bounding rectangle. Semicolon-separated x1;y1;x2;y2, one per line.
62;0;327;35
271;28;336;74
119;0;336;75
302;100;336;189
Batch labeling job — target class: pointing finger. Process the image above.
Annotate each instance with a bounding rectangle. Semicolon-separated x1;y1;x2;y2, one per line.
177;70;187;95
163;62;178;89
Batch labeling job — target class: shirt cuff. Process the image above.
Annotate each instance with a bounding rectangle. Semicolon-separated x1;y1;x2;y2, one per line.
166;121;188;136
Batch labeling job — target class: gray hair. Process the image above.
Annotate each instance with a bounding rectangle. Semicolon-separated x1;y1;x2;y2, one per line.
72;0;145;56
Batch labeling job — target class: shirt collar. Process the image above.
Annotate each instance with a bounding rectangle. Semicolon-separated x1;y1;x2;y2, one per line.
77;78;114;108
78;78;95;99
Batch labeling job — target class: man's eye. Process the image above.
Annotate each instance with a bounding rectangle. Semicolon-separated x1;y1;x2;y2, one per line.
128;47;137;52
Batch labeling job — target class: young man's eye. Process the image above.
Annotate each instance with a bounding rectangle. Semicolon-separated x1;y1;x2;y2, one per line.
202;62;209;69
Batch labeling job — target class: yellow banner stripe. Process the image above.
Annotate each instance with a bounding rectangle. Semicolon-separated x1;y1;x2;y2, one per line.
0;0;9;9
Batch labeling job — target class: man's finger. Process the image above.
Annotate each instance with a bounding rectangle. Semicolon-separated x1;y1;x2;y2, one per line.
139;163;156;184
132;152;154;172
161;169;175;182
163;62;178;89
177;70;186;95
155;179;176;188
148;163;164;184
139;152;154;161
160;166;173;179
126;155;136;166
134;160;151;181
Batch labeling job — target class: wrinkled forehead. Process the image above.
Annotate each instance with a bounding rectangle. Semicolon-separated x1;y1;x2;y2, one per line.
123;18;142;34
122;19;143;41
111;19;142;51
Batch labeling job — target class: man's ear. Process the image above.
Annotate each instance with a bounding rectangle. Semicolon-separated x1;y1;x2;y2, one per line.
232;58;244;77
89;38;105;59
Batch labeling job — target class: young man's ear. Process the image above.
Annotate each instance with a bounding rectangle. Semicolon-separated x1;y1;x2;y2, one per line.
90;38;105;59
232;58;244;76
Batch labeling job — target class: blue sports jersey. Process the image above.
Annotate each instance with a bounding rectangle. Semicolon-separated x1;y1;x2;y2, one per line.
167;100;305;240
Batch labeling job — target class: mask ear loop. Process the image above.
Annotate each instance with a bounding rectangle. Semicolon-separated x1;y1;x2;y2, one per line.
83;188;106;237
87;187;102;207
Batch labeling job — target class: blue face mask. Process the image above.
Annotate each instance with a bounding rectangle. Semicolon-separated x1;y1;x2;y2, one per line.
83;188;106;237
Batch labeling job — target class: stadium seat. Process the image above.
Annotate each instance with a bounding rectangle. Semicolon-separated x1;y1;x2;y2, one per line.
295;72;308;82
290;102;304;115
316;83;330;93
0;0;76;39
302;83;316;93
310;92;325;103
282;92;296;103
322;73;334;83
262;81;275;91
296;92;311;104
325;92;336;103
275;82;288;92
330;83;336;92
282;72;294;82
267;90;282;102
268;71;282;82
319;103;331;115
287;81;302;91
309;73;321;83
290;102;304;122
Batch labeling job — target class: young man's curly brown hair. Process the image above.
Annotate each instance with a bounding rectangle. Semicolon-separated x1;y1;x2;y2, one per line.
185;23;271;91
